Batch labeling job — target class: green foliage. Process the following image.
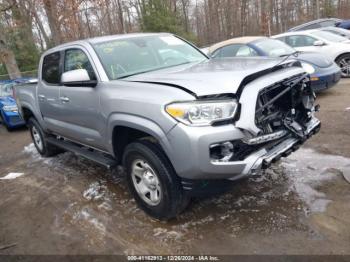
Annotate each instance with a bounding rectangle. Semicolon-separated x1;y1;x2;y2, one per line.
9;6;40;73
140;0;198;44
0;63;7;76
7;30;40;73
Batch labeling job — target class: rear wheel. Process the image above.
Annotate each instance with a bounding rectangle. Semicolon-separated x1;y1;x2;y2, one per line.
336;54;350;78
123;140;190;220
28;117;61;157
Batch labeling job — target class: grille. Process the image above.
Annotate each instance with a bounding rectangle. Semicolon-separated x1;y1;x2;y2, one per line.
255;74;311;135
9;115;23;124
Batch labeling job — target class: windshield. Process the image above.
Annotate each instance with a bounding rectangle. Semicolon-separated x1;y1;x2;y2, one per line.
93;35;208;79
310;30;348;42
324;27;350;37
253;38;296;57
0;83;13;97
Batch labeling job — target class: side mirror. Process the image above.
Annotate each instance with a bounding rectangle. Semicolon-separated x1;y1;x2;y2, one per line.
28;78;38;84
61;69;97;87
313;40;325;46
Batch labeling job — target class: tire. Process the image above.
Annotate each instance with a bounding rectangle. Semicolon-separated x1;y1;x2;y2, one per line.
336;54;350;78
28;117;61;157
123;140;190;220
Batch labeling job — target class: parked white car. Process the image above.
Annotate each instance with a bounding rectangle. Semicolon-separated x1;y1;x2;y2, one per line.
273;30;350;77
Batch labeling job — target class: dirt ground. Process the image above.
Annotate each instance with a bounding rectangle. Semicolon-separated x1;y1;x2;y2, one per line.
0;80;349;255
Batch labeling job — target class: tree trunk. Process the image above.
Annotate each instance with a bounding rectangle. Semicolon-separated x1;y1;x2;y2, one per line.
43;0;62;45
0;37;21;79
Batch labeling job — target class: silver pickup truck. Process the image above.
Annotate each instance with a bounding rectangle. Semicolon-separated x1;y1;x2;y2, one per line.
16;33;320;219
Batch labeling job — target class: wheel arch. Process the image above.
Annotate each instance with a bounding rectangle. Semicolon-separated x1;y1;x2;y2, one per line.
108;114;174;164
21;106;36;122
335;52;350;62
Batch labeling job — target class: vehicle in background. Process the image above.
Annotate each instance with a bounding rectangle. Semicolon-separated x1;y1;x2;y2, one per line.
0;80;28;130
208;37;341;92
335;19;350;30
273;30;350;77
200;47;210;55
15;33;320;219
320;26;350;39
288;18;342;31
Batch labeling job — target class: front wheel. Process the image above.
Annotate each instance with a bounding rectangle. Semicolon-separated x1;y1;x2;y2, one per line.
123;140;190;220
336;54;350;78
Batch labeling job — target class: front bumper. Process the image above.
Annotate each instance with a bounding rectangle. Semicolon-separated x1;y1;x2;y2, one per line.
310;65;341;92
167;117;320;180
1;110;26;128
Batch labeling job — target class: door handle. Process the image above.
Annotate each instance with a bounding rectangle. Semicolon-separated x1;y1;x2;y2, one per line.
38;94;45;100
60;96;70;103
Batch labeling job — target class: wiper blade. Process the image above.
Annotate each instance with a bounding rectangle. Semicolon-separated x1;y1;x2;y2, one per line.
269;51;301;73
279;51;300;58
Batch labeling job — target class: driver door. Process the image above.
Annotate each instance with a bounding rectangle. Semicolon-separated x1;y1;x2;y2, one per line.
55;48;105;150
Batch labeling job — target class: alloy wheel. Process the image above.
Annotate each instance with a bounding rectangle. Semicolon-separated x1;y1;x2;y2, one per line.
338;57;350;77
131;159;162;206
31;126;43;151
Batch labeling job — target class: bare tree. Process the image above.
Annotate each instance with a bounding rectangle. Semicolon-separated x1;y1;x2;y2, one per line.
0;27;21;79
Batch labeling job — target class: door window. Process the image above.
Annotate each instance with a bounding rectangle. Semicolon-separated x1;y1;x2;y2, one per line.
64;49;96;80
42;52;61;84
213;44;258;58
285;35;317;47
236;45;258;56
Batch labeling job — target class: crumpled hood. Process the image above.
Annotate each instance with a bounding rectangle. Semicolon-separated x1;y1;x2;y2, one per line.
296;52;333;68
0;96;16;107
122;57;298;97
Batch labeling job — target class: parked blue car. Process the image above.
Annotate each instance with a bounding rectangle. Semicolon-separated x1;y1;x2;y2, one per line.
0;79;27;130
208;37;341;92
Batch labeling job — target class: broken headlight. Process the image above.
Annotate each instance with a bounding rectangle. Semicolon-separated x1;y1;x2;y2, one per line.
166;99;238;126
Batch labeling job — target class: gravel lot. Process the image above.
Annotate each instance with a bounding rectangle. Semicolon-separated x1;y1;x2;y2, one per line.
0;79;349;255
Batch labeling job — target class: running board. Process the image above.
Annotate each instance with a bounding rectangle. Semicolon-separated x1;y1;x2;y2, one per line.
46;137;117;169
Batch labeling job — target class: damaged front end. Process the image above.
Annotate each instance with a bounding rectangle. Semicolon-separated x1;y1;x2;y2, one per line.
255;73;319;139
247;73;320;169
210;73;321;175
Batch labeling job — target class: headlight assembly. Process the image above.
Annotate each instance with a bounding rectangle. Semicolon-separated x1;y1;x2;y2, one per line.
166;99;238;126
3;105;18;112
301;62;315;74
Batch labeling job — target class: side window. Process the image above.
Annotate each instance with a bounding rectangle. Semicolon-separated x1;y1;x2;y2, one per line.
42;52;61;84
236;45;258;57
286;35;317;47
64;49;96;80
220;44;241;57
303;36;318;46
211;49;222;58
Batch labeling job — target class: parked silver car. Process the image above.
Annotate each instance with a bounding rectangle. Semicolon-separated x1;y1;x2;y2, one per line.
15;33;320;219
288;18;342;31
